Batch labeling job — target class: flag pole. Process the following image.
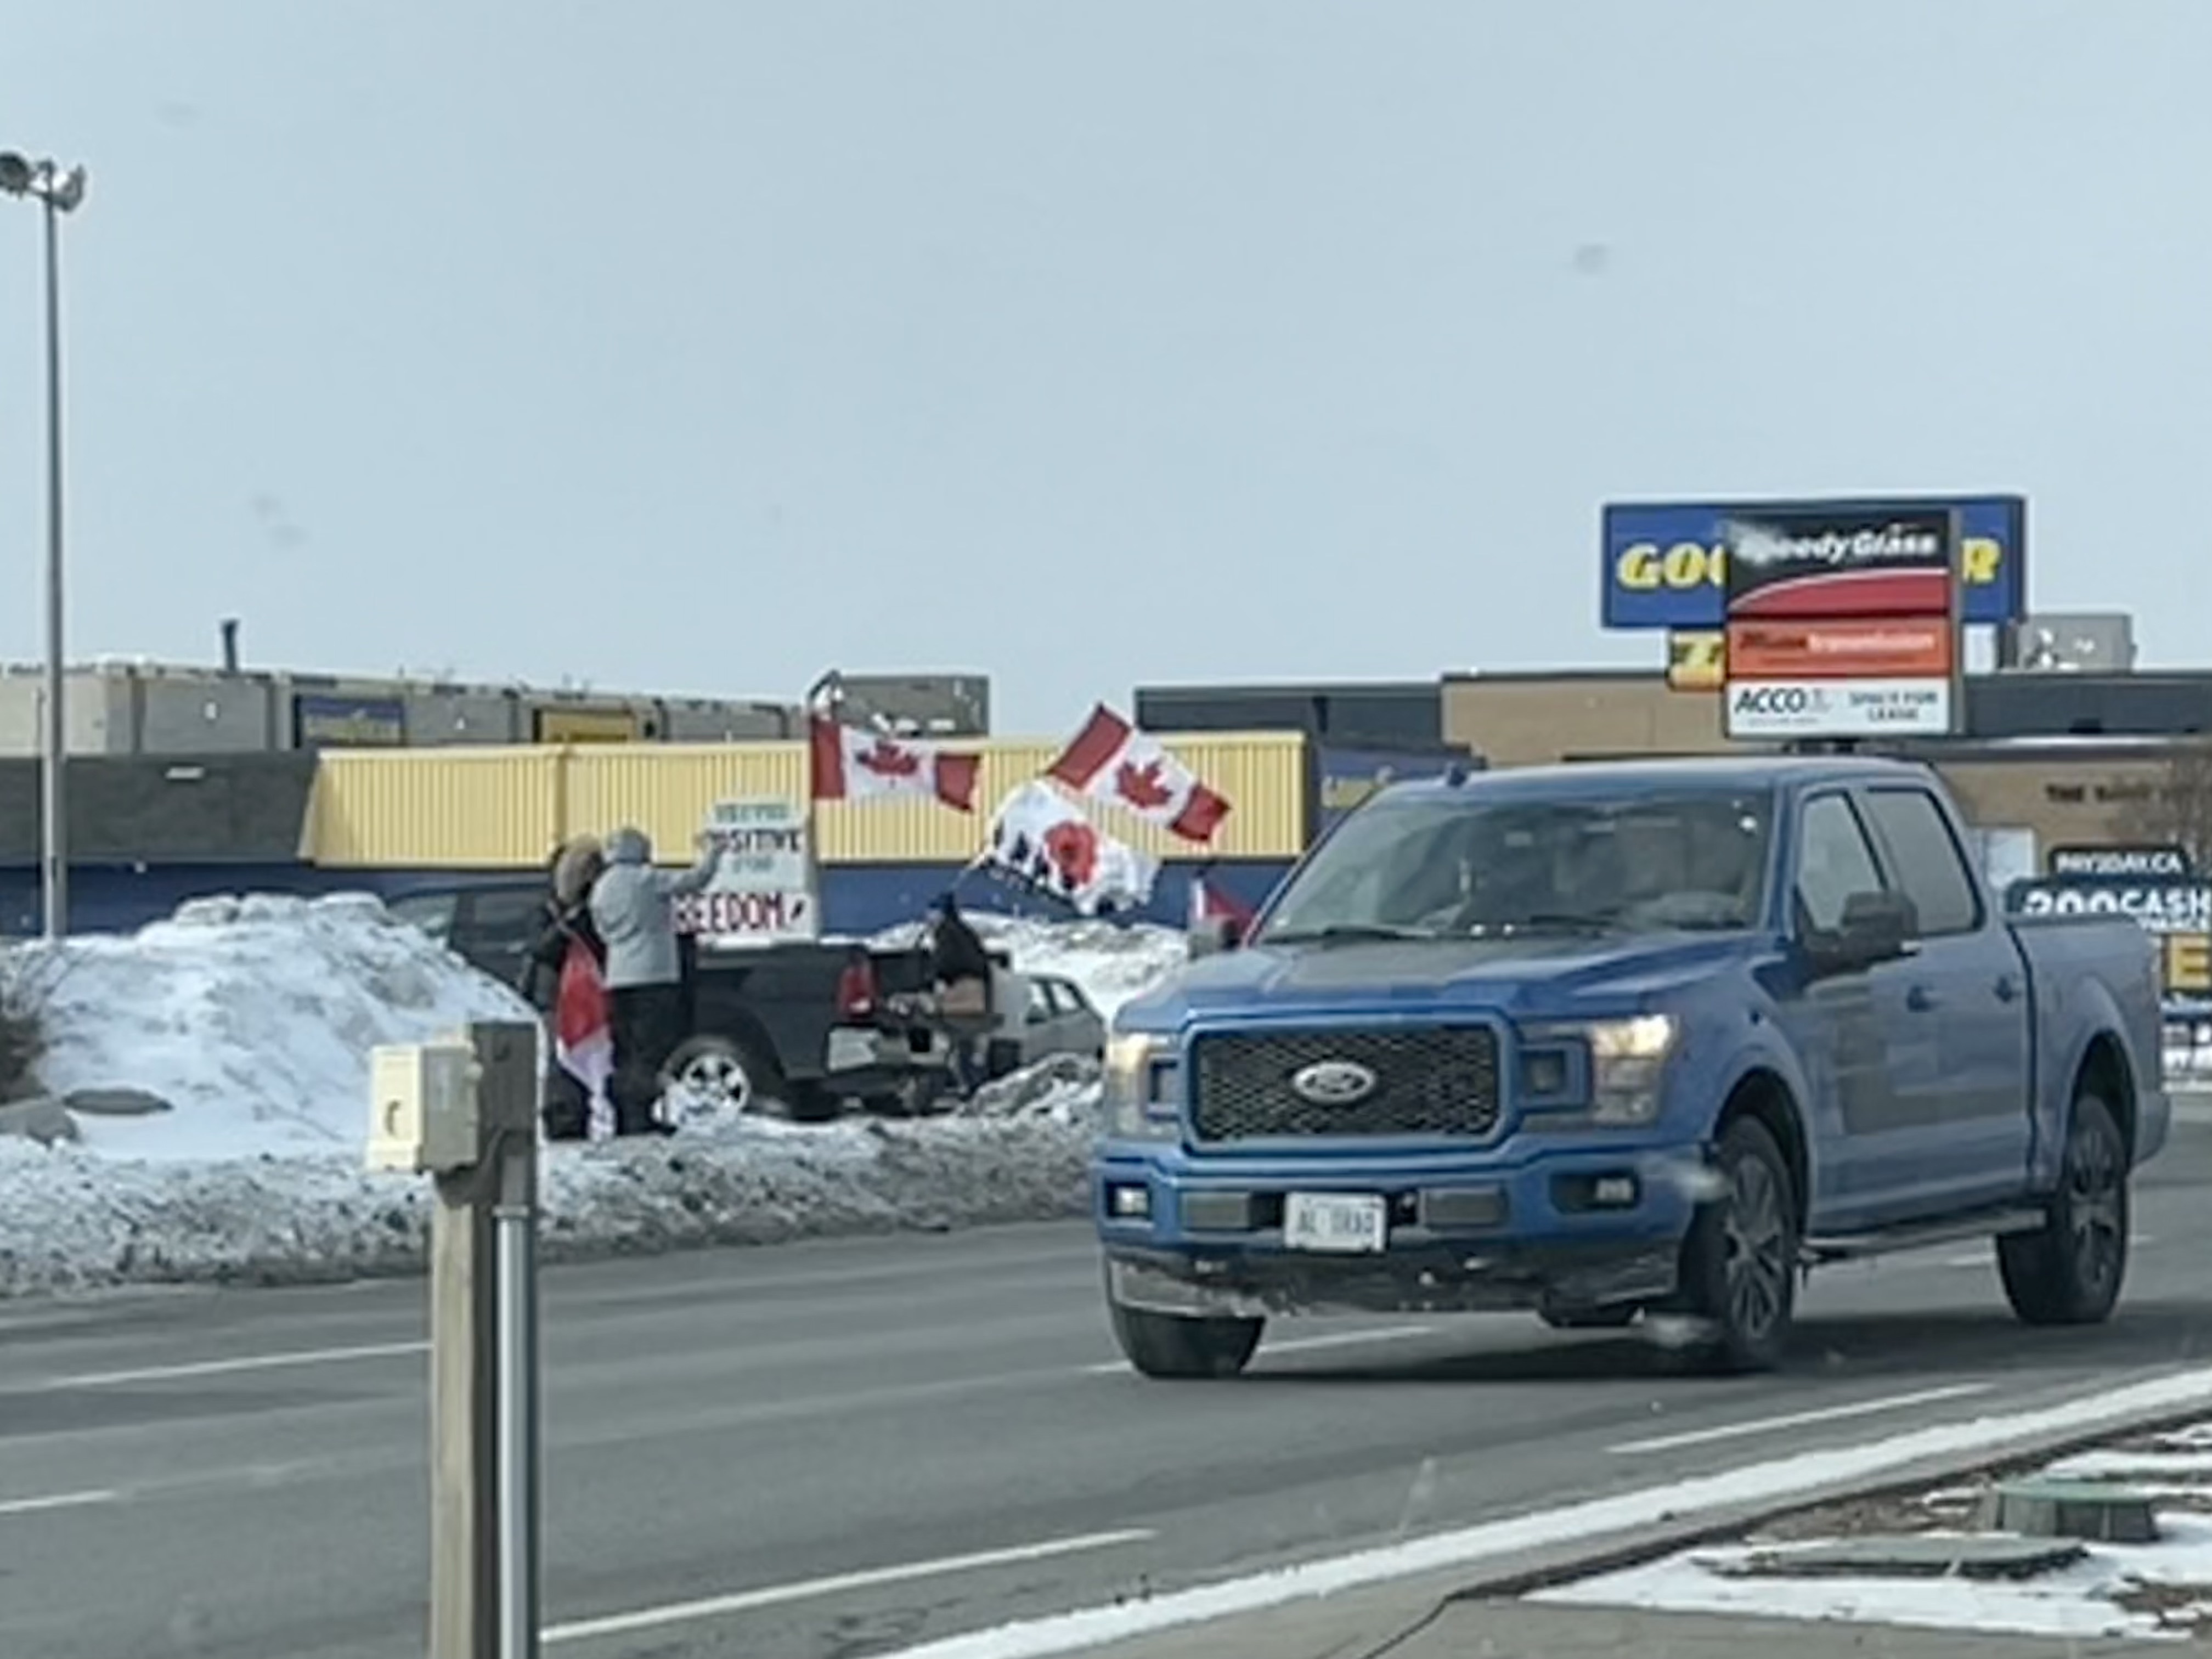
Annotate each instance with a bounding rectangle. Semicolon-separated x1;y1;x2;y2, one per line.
801;669;841;938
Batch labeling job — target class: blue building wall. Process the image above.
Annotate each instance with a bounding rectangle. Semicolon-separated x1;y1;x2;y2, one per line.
0;859;1296;940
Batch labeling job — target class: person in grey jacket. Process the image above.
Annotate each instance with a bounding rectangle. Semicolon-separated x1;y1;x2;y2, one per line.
590;825;719;1133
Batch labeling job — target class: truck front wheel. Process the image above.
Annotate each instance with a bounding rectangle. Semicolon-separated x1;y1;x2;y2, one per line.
1675;1115;1799;1374
1107;1295;1263;1379
1999;1092;2129;1327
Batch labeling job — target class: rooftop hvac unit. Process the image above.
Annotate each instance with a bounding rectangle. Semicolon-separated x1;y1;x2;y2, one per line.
1999;613;2136;674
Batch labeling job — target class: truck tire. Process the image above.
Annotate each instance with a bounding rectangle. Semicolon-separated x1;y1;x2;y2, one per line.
1674;1115;1798;1374
662;1034;782;1119
1107;1291;1263;1380
1999;1092;2129;1327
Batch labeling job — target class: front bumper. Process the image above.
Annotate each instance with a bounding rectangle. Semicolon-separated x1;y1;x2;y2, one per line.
1093;1137;1706;1318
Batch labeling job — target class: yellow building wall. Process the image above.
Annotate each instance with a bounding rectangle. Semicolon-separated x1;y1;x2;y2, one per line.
304;731;1308;867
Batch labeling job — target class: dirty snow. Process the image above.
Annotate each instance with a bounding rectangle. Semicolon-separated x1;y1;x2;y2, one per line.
0;893;1154;1297
1535;1417;2212;1643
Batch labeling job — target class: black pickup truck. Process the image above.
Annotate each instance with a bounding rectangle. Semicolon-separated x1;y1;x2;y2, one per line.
384;878;946;1121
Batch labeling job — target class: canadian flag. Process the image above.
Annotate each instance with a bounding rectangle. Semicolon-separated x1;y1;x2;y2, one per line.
553;939;616;1141
1046;704;1230;843
809;716;980;810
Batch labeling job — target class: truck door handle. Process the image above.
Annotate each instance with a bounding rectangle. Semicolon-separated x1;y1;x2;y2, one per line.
1995;975;2021;1002
1906;985;1938;1013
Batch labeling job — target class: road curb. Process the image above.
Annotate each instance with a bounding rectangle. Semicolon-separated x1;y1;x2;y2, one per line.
1445;1392;2212;1602
1003;1373;2212;1659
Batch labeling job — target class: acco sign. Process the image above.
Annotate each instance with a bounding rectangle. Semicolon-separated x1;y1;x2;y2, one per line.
1731;684;1816;718
1724;678;1953;740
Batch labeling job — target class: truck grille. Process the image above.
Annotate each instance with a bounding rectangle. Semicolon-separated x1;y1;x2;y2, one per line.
1188;1027;1502;1142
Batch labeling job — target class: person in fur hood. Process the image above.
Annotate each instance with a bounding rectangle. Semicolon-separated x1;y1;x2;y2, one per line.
523;836;610;1139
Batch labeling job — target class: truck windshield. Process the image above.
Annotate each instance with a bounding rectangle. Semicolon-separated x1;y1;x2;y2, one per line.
1260;787;1775;941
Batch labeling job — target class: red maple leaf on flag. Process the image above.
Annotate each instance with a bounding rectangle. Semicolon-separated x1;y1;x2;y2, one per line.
855;739;922;779
1115;759;1175;811
1043;821;1099;891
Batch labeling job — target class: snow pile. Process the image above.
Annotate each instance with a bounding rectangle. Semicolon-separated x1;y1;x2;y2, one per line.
0;894;1130;1296
12;893;540;1161
1535;1417;2212;1641
956;1054;1103;1127
874;913;1187;1020
0;1113;1093;1296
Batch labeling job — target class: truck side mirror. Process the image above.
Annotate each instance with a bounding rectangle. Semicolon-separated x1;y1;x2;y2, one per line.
1807;889;1916;976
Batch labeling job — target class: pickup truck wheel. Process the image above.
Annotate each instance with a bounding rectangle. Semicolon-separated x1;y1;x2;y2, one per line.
1677;1116;1798;1374
1999;1093;2129;1327
662;1035;781;1120
1107;1297;1263;1379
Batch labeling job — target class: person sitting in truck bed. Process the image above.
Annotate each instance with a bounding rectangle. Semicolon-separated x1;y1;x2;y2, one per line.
926;893;994;1096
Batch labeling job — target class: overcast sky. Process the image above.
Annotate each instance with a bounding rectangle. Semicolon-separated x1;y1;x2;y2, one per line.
2;2;2207;732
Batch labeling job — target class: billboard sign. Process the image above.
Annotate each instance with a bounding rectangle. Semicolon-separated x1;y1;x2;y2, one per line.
2049;844;2193;879
2005;872;2212;1011
1666;630;1725;692
1722;617;1953;681
534;706;639;743
1601;494;2025;629
1719;504;1960;742
293;693;405;748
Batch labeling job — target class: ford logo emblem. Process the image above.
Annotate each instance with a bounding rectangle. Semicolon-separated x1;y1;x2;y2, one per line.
1289;1059;1378;1106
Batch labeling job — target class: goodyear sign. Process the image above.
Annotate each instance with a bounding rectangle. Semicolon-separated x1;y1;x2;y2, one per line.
1602;495;2026;630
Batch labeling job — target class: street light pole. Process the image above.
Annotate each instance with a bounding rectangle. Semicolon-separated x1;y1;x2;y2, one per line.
0;151;87;940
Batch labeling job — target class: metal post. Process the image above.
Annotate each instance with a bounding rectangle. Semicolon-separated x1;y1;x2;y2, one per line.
494;1131;540;1659
429;1163;500;1659
426;1020;539;1659
38;190;66;938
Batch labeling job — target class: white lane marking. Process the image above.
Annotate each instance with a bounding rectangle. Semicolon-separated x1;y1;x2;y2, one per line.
869;1366;2212;1659
1080;1323;1435;1375
1606;1382;1995;1455
48;1339;427;1389
0;1489;118;1518
1939;1232;2155;1271
543;1527;1155;1646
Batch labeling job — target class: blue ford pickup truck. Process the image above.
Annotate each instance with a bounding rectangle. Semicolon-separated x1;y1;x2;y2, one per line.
1094;756;2169;1376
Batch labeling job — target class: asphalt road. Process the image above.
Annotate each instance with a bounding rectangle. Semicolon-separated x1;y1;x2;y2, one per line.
1;1116;2206;1659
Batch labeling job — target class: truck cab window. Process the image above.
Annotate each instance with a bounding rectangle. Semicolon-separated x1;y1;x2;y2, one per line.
1859;787;1982;936
1794;793;1885;934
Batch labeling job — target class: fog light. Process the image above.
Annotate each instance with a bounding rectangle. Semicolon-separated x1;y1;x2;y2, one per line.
1108;1183;1152;1220
1591;1175;1639;1209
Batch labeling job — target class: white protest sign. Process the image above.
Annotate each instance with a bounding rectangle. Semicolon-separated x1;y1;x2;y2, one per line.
675;797;820;946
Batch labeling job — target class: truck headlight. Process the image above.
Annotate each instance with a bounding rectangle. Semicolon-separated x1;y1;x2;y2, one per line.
1583;1015;1678;1126
1103;1033;1180;1140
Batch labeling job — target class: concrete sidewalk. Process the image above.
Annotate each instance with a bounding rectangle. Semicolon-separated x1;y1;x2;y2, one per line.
1078;1592;2147;1657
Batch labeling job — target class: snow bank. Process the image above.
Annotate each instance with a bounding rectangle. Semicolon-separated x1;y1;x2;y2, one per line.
0;894;1138;1297
0;1114;1093;1296
13;892;539;1163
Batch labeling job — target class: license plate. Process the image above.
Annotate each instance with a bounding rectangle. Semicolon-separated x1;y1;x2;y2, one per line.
1283;1193;1388;1254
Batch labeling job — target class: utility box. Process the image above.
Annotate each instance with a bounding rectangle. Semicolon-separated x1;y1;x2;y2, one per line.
366;1039;482;1173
